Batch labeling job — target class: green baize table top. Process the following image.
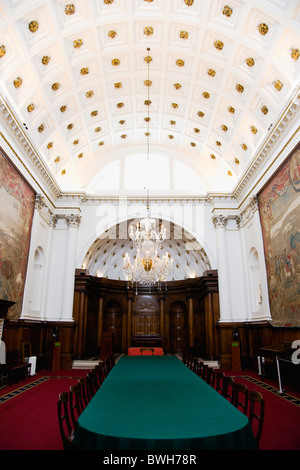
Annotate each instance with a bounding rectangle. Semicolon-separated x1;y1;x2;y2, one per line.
74;355;255;450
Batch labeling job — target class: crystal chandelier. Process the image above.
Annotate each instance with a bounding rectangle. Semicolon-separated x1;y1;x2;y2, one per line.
123;48;173;288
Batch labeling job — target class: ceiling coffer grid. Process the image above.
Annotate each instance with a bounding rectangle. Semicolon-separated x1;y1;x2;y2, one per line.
0;0;299;195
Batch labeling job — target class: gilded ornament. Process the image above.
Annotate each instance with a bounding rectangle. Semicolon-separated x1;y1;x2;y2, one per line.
0;45;6;58
47;142;53;149
202;91;210;99
261;105;268;114
98;141;104;146
236;83;244;93
170;120;176;125
246;57;255;67
112;58;120;66
273;80;283;91
180;31;189;39
73;39;83;49
86;90;94;98
104;0;114;4
198;111;204;117
144;117;150;122
52;82;60;91
184;0;193;5
60;105;67;112
144;55;152;64
54;156;60;163
91;110;98;116
168;135;174;139
144;100;151;106
61;169;66;175
172;103;178;108
27;103;35;113
38;124;44;133
223;6;233;17
221;125;228;132
144;80;152;87
228;106;235;113
115;82;122;88
65;4;75;15
42;55;50;65
216;141;221;146
174;83;181;89
117;102;124;108
13;77;22;88
258;23;269;35
176;59;184;67
108;30;117;39
214;40;224;50
144;27;153;36
95;127;101;133
194;128;200;133
210;154;216;159
228;170;232;176
291;48;299;60
119;120;125;124
145;132;150;137
73;139;79;145
80;67;89;75
67;123;74;130
235;158;240;164
250;125;257;134
78;153;83;159
241;143;247;150
121;134;127;139
207;69;216;76
190;142;196;147
29;21;39;33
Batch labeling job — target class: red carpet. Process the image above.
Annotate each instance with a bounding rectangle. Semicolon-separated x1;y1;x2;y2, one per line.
0;368;299;451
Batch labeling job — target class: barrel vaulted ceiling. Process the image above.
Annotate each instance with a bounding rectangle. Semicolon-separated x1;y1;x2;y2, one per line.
0;0;300;199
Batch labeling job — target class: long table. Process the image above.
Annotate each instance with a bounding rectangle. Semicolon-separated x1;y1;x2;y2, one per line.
74;356;255;450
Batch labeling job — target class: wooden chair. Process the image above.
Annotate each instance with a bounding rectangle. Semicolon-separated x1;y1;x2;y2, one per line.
86;371;98;400
215;371;225;394
205;367;215;387
57;392;76;450
69;384;82;428
200;363;208;380
222;376;235;403
140;347;154;355
78;377;89;408
233;382;248;414
248;390;265;449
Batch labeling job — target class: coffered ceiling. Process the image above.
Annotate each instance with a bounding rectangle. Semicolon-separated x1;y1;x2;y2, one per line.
0;0;299;199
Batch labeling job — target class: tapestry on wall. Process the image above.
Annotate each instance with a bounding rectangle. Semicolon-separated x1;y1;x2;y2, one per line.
258;146;300;327
0;151;35;319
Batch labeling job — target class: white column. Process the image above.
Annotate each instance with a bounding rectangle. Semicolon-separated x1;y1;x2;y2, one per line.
212;214;232;321
61;214;81;321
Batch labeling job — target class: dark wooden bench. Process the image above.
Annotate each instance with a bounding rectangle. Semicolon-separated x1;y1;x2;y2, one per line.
0;350;31;384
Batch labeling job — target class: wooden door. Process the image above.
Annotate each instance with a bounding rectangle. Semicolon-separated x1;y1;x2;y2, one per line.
169;301;187;353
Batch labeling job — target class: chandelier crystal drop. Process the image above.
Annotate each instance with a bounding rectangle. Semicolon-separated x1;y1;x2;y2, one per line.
123;48;173;288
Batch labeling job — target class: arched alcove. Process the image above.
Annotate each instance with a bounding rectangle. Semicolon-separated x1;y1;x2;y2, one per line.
29;246;45;315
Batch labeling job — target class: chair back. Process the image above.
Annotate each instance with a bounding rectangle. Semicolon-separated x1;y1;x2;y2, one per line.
69;384;82;428
57;392;74;449
205;367;215;387
233;382;248;414
248;390;265;449
215;371;224;393
222;376;234;403
140;347;154;356
78;377;89;408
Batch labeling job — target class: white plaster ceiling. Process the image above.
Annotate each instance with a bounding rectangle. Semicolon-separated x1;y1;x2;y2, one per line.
83;220;211;281
0;0;300;198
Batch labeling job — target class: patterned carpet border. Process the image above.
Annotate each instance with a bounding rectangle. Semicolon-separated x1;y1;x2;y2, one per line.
1;373;300;408
0;375;80;405
237;375;300;408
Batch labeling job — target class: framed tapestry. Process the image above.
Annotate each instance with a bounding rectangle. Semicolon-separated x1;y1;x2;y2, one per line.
258;144;300;327
0;150;35;319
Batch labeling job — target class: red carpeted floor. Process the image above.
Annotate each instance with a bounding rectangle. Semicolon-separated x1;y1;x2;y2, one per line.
0;367;299;451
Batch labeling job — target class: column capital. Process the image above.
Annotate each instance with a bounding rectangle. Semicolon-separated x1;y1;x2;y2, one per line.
212;214;228;229
65;213;81;228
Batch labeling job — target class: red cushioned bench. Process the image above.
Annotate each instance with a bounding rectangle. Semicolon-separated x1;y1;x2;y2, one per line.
128;347;164;356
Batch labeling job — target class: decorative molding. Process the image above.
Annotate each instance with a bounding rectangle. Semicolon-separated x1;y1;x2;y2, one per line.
212;215;228;229
65;214;82;228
